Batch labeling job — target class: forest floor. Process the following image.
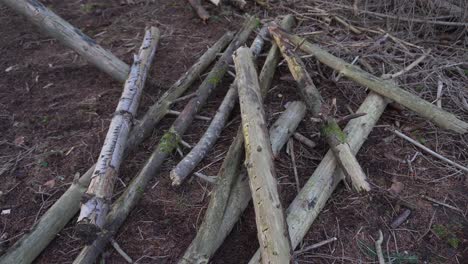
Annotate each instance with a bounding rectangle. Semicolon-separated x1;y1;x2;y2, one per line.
0;0;467;263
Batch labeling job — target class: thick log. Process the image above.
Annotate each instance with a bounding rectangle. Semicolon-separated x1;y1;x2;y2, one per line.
0;0;128;82
178;15;296;264
188;0;210;21
272;29;370;192
0;33;232;264
76;27;160;242
269;27;468;134
235;47;292;263
270;101;307;157
170;25;269;186
72;17;259;264
248;92;389;263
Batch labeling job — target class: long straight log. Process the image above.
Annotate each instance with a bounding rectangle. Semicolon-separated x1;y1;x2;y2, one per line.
248;92;389;263
170;25;269;186
0;33;233;264
0;0;128;83
72;17;259;264
270;28;468;134
178;15;296;264
235;46;292;263
270;101;307;157
76;27;160;241
272;30;370;191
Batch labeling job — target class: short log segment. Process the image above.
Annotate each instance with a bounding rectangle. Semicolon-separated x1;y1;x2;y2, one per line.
0;0;128;82
235;47;292;264
248;92;389;263
188;0;210;21
72;17;259;264
270;101;307;157
271;28;370;192
269;27;468;134
178;15;296;264
0;33;232;264
76;27;160;242
170;25;269;186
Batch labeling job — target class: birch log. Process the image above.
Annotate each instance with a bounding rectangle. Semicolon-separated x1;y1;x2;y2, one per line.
177;15;296;264
188;0;210;21
0;33;232;264
76;27;160;242
249;92;389;263
72;17;258;264
0;0;128;83
235;47;292;263
170;25;269;186
270;101;307;157
271;29;370;192
269;27;468;134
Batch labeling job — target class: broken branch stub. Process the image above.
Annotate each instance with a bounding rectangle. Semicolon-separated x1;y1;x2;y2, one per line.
235;46;292;263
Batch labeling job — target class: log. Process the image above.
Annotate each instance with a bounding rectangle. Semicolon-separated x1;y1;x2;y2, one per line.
271;29;370;192
269;27;468;134
170;25;269;186
235;47;292;263
228;0;247;10
0;0;127;83
72;17;259;264
76;27;160;242
188;0;210;22
248;92;389;263
178;15;296;264
270;101;307;157
0;32;232;264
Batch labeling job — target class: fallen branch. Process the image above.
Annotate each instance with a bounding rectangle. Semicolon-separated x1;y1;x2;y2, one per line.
393;130;468;173
294;237;337;255
248;92;389;263
167;110;211;121
72;17;258;264
270;27;468;134
170;25;269;186
375;230;385;264
178;15;296;264
76;27;160;242
188;0;210;22
235;46;292;263
270;101;307;157
271;28;370;192
293;132;316;149
228;0;247;10
0;32;232;264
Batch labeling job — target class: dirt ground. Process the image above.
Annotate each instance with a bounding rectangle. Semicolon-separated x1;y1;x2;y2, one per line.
0;0;467;263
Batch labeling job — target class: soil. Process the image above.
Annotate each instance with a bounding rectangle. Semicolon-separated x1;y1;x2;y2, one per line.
0;0;467;264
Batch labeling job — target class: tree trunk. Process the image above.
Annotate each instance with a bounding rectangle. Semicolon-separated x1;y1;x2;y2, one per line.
235;47;292;264
72;17;259;264
177;15;296;264
270;101;307;157
76;27;160;242
271;29;370;192
0;0;128;82
248;92;389;263
170;25;269;186
270;27;468;134
0;32;232;264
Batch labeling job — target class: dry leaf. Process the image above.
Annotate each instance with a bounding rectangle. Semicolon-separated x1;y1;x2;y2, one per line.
388;179;404;196
43;179;56;188
13;136;25;146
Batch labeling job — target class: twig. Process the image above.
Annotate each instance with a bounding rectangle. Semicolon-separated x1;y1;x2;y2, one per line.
293;132;316;149
287;138;301;193
295;237;337;255
422;195;464;213
393;130;468;173
167;110;211;121
381;50;431;79
173;92;197;103
436;79;443;108
375;230;385;264
110;238;133;263
418;210;436;241
194;172;217;184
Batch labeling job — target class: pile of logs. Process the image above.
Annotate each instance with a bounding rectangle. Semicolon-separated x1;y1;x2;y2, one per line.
0;0;467;263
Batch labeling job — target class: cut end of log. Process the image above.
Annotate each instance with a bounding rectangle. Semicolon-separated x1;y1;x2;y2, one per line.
76;220;102;244
169;170;183;186
76;197;109;243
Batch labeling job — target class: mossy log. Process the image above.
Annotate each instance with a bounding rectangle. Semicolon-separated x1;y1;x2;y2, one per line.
235;46;292;263
269;27;468;134
178;15;296;264
76;27;160;242
72;17;258;264
271;29;370;192
248;92;389;263
0;32;232;264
